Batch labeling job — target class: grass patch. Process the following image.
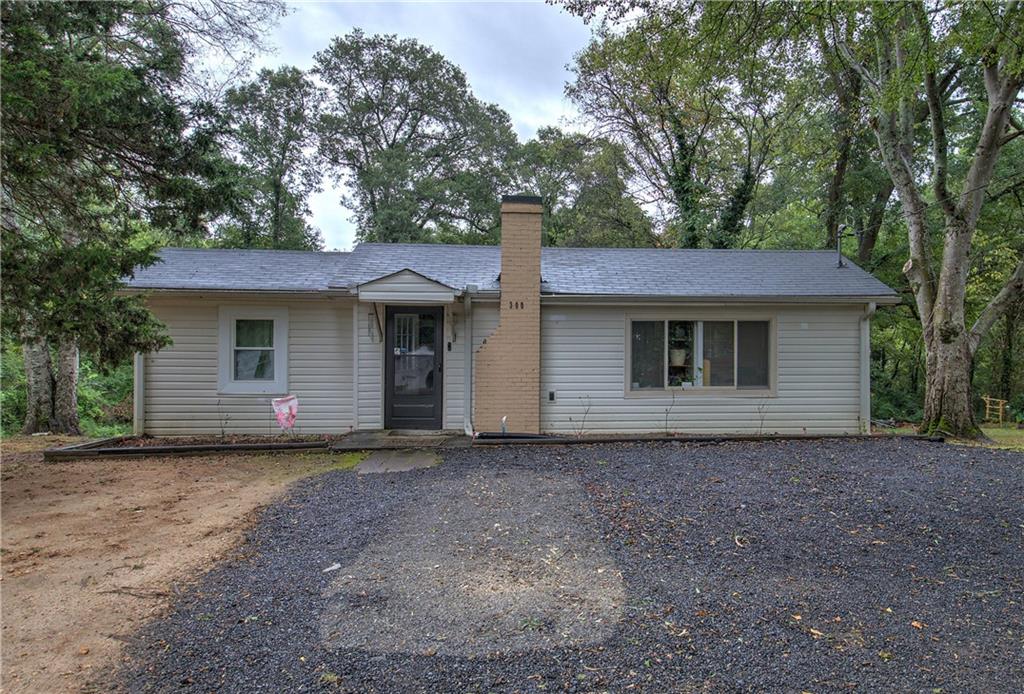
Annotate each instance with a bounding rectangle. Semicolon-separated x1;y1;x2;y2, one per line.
253;451;367;484
877;425;1023;452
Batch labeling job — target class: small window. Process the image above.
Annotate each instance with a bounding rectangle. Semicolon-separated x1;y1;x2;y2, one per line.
233;319;275;380
218;307;288;394
630;321;665;389
738;321;770;388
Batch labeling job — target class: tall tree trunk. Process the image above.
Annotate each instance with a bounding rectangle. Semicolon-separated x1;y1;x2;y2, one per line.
857;180;894;264
271;177;282;248
823;130;852;249
921;329;978;436
53;337;81;435
22;330;55;434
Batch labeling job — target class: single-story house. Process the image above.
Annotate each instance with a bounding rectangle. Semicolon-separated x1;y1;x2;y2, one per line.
124;195;899;437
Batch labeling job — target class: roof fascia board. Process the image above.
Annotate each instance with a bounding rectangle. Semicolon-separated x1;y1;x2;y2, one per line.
119;287;352;299
539;293;901;305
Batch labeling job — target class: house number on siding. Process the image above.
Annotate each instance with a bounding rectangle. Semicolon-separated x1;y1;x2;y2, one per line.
508;301;525;309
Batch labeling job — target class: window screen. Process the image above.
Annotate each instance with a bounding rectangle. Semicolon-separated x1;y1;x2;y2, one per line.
703;321;735;386
630;321;664;389
737;321;770;388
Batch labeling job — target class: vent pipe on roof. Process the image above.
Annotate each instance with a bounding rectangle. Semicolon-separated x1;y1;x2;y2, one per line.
836;224;862;269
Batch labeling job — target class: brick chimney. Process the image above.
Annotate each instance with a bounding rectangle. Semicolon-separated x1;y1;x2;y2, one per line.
473;195;542;433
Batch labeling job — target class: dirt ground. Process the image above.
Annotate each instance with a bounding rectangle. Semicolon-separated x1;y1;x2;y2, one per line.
0;436;361;694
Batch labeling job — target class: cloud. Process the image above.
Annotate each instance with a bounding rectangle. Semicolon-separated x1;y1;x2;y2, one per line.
252;1;592;249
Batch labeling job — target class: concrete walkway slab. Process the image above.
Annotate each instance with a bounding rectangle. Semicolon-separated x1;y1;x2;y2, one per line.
355;449;440;474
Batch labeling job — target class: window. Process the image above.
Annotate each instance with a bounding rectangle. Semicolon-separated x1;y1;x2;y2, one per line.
234;319;275;380
627;318;771;393
218;307;288;394
737;321;770;389
631;321;665;389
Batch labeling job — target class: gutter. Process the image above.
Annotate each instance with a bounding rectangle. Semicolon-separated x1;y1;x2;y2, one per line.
540;293;902;305
463;286;476;435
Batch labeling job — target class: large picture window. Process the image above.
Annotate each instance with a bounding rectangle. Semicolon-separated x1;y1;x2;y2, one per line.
628;318;771;393
218;307;289;394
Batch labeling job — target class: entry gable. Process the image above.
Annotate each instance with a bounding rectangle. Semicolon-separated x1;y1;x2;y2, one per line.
356;268;458;304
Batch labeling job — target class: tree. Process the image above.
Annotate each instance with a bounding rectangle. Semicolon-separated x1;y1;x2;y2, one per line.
516;127;656;247
828;1;1024;436
565;3;803;248
1;0;283;433
216;66;323;250
314;30;519;244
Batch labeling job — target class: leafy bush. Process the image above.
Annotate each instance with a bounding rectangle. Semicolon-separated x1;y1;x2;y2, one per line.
1008;393;1024;424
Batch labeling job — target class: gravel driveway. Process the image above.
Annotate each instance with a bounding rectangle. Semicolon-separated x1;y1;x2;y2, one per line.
115;439;1023;693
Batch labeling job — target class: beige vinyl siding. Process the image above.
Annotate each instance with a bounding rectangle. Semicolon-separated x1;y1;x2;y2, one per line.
540;304;864;435
443;304;464;430
144;296;354;435
356;304;384;429
357;269;456;303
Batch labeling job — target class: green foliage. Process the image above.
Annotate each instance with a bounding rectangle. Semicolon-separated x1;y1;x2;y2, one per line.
0;338;132;437
0;1;278;359
566;2;809;247
1;340;27;436
515;127;655;247
215;66;323;250
2;229;172;363
314;30;518;244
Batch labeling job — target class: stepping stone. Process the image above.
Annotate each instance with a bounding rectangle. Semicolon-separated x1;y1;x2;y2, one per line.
355;449;440;474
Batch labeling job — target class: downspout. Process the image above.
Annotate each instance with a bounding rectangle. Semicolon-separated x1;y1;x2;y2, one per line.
133;352;145;435
859;302;877;434
463;286;476;435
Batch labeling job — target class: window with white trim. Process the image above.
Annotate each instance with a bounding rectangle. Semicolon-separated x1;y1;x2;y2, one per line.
629;319;771;392
218;307;289;394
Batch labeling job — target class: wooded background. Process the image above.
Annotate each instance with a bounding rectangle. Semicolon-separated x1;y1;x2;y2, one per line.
2;1;1022;437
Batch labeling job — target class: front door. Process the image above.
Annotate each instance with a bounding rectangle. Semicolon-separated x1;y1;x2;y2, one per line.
384;306;443;429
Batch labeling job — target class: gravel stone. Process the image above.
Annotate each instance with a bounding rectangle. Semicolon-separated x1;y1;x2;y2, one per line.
113;439;1024;693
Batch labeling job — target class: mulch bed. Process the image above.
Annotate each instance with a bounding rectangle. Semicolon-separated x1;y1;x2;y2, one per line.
111;439;1023;693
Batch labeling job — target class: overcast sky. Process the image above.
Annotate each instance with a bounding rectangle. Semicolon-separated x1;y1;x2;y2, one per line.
253;1;593;250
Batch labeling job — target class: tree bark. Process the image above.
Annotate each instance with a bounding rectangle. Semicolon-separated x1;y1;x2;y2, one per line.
21;330;55;434
921;329;978;436
857;180;894;264
53;337;81;435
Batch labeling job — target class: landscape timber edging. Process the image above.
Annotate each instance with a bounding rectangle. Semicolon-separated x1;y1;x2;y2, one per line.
43;439;330;462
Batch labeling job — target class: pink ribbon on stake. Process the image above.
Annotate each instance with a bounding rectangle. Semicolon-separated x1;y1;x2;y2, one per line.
272;395;298;431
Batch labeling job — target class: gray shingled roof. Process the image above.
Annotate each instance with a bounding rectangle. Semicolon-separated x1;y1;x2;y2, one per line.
125;244;898;301
125;248;350;292
336;243;501;291
336;243;897;300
